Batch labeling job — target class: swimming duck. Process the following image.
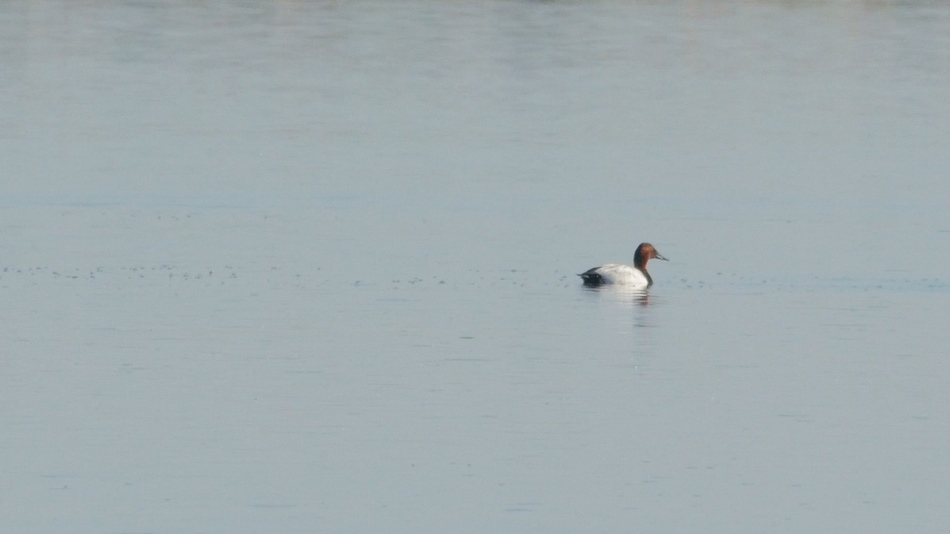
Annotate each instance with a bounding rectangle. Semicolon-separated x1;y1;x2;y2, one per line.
579;242;668;288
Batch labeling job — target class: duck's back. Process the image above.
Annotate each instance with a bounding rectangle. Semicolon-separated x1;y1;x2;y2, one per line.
580;264;651;287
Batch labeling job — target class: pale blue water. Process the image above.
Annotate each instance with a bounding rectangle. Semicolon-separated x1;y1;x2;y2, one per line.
2;1;950;533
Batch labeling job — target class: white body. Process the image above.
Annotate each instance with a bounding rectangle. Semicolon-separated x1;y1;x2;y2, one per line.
585;264;651;287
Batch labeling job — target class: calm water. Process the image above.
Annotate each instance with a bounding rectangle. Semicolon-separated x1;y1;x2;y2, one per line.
2;1;950;532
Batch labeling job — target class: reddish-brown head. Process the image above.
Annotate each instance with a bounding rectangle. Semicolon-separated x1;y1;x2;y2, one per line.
633;242;668;269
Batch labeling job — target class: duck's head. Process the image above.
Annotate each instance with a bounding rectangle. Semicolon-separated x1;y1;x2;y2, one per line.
634;242;667;268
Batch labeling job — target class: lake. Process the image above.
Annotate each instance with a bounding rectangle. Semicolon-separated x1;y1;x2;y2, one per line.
2;1;950;532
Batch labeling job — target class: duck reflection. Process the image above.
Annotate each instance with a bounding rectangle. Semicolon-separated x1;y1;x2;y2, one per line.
582;284;653;308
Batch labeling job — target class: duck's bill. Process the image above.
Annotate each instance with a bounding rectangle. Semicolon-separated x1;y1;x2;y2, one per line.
656;254;669;261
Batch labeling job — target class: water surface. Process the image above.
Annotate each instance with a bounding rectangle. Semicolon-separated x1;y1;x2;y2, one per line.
2;1;950;532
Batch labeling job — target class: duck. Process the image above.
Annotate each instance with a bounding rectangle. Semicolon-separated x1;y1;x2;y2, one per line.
579;242;668;288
